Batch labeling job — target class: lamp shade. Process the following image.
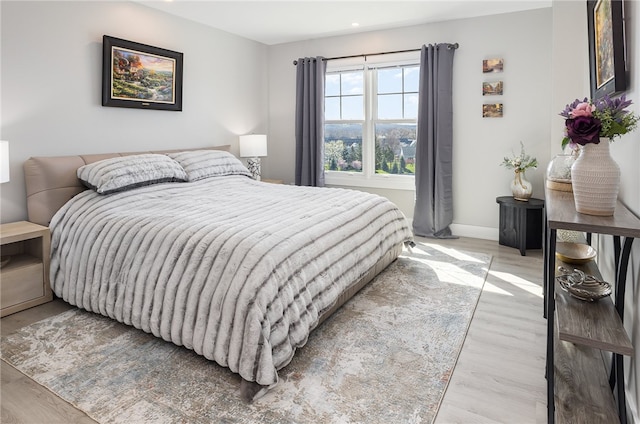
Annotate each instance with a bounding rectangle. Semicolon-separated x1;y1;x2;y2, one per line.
0;141;9;183
239;134;267;158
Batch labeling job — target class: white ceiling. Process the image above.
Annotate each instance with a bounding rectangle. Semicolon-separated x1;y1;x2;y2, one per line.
135;0;552;45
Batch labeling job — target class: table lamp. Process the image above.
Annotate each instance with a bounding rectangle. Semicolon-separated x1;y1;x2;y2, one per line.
239;134;267;180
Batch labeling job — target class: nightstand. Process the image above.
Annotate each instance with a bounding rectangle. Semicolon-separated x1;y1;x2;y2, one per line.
496;196;545;256
262;179;284;184
0;221;53;317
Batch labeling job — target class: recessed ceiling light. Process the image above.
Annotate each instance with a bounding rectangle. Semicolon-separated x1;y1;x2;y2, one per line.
352;22;360;27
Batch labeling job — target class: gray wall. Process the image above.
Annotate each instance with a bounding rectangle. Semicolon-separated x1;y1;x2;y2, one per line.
266;8;553;240
0;1;268;223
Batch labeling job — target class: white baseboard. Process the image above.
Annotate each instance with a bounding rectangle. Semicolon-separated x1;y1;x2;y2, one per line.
449;224;499;241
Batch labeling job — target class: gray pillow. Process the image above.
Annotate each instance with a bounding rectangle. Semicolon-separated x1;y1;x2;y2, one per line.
78;154;187;194
167;150;252;181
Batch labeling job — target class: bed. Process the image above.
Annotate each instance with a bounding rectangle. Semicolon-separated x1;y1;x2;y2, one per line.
23;147;413;399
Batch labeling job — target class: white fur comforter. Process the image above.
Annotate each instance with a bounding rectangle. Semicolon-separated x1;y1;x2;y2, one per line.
50;176;412;387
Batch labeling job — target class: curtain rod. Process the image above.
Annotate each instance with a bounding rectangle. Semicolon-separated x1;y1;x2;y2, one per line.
292;43;458;65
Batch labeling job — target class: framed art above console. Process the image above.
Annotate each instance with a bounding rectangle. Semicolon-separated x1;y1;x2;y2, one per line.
587;0;627;99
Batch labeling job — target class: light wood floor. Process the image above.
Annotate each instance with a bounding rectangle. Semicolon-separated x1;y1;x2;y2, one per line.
1;237;547;423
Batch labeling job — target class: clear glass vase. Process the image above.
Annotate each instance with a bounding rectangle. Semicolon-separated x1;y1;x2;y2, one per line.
546;154;576;183
510;170;532;201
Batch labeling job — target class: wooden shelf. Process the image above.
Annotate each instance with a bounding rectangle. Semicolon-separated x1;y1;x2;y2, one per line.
1;253;41;271
553;258;631;424
555;260;633;356
554;326;618;424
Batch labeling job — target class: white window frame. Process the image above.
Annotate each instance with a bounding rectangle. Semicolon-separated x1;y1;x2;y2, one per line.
324;54;419;191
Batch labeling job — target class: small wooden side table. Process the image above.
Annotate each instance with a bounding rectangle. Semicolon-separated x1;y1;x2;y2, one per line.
496;196;545;256
0;221;53;317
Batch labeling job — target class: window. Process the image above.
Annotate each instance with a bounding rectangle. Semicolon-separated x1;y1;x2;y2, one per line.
375;67;418;175
324;58;419;190
325;71;364;173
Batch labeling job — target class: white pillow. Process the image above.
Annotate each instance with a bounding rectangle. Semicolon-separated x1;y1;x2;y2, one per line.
78;154;187;194
167;150;252;181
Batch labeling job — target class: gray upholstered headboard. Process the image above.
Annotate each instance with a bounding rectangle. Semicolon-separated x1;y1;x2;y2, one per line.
23;145;231;227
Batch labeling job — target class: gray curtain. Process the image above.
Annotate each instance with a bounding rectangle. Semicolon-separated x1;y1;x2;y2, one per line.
413;43;457;239
295;57;326;187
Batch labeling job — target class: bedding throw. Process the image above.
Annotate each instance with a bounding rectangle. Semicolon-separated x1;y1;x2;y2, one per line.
50;176;413;387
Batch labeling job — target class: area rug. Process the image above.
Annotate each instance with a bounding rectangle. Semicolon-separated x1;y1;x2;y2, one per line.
1;241;491;424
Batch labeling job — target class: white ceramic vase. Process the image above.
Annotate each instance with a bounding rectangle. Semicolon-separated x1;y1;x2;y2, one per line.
570;138;620;216
510;170;532;201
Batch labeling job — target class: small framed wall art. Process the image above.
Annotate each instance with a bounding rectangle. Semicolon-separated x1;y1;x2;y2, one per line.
482;58;503;73
482;103;503;118
102;35;184;111
482;81;503;96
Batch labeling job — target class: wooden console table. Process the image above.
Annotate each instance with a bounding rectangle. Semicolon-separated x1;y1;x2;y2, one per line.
544;187;639;424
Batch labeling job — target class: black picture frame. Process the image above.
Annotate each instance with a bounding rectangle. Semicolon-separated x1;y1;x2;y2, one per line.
587;0;627;99
102;35;183;111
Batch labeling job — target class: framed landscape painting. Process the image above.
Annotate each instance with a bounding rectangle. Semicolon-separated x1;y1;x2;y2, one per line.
482;58;503;73
482;103;503;118
102;35;183;111
587;0;626;99
482;81;503;96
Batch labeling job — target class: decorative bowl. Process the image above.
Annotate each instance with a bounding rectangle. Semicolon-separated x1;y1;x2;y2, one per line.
555;242;596;264
556;273;611;302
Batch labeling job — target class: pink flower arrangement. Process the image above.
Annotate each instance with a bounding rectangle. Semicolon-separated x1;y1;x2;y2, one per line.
560;94;639;150
570;102;594;118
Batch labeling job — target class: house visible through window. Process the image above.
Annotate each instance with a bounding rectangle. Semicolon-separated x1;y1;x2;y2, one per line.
324;57;419;190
